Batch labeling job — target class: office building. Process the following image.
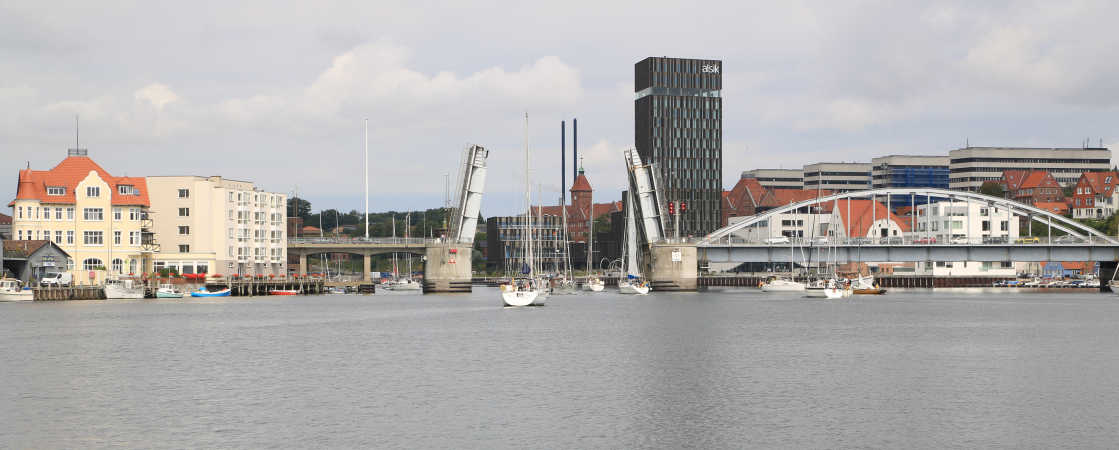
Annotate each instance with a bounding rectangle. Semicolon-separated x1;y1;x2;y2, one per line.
871;155;949;189
948;146;1111;191
741;169;803;189
9;149;154;285
484;215;565;273
635;56;723;235
803;162;871;192
146;176;287;277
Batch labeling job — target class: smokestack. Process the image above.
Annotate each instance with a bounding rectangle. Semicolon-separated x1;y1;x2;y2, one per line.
561;121;566;205
573;118;578;183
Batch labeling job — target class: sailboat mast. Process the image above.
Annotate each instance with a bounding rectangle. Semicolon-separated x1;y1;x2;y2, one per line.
523;113;533;277
364;118;369;239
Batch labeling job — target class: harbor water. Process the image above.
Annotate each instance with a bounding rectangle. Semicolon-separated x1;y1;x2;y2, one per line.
2;288;1119;448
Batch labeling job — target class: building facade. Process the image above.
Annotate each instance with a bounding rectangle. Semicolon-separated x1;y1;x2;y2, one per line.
484;215;566;274
741;169;803;189
146;176;287;277
635;56;723;235
9;150;153;285
1071;171;1119;219
949;146;1111;191
2;240;72;284
870;155;949;189
803;163;872;192
1000;170;1064;206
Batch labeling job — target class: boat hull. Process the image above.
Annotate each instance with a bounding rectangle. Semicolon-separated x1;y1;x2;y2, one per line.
618;281;650;295
155;291;183;299
582;281;605;292
502;289;544;306
191;289;231;297
761;281;805;292
104;286;145;299
0;291;34;302
853;288;887;295
270;290;299;296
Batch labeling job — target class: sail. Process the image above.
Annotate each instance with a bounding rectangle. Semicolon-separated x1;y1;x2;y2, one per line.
625;191;640;277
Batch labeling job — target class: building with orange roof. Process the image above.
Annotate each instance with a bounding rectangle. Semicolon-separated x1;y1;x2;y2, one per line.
721;177;767;226
1033;202;1068;216
831;199;909;240
1071;171;1119;219
10;149;153;285
1000;170;1063;206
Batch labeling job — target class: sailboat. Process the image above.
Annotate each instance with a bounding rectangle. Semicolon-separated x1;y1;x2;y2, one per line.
618;190;650;295
551;188;577;295
384;213;421;291
502;113;547;307
760;231;806;292
582;216;605;292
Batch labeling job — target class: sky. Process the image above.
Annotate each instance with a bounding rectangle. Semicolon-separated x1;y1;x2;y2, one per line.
4;0;1119;218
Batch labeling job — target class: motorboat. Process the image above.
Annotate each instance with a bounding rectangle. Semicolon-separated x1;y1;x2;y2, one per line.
0;278;33;302
155;284;184;298
805;278;849;298
618;277;650;295
190;287;231;297
104;277;145;299
270;289;299;295
582;275;605;292
383;278;422;291
760;276;805;292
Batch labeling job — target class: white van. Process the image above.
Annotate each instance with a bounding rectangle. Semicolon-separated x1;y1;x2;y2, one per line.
764;236;791;245
40;272;72;287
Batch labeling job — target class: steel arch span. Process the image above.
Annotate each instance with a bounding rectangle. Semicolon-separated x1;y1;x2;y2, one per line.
699;188;1117;245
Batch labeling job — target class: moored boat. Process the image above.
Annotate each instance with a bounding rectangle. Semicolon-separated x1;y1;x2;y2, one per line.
582;276;605;292
761;276;806;292
155;284;184;298
104;277;144;299
270;289;299;295
0;278;33;302
190;287;231;297
618;276;650;295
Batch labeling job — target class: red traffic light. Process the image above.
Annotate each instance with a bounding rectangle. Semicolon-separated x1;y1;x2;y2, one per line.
681;202;687;212
667;202;675;215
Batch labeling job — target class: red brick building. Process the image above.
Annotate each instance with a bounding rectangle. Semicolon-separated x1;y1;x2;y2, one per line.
1071;171;1119;219
537;168;622;242
1001;170;1064;206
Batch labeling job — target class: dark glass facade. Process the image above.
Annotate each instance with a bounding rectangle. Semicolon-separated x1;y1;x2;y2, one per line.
635;56;722;236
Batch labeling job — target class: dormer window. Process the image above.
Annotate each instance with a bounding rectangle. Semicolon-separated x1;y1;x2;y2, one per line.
47;186;66;196
118;185;136;195
86;186;100;198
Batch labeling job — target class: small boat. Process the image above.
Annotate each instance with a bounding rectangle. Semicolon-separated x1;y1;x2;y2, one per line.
853;287;888;295
190;287;231;297
0;278;33;302
327;287;347;294
104;277;145;299
551;277;577;295
617;190;650;296
618;276;650;295
155;284;184;298
270;289;299;296
582;275;605;292
502;278;546;306
805;279;849;298
761;276;806;292
383;278;422;291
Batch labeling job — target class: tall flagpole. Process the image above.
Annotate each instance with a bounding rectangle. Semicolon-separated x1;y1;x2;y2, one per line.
364;118;369;239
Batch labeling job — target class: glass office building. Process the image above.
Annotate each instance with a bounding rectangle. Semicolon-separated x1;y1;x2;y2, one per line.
635;56;723;236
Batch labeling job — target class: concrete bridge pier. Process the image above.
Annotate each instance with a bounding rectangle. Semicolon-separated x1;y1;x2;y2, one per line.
649;243;698;291
363;251;372;282
423;244;472;293
1101;260;1117;293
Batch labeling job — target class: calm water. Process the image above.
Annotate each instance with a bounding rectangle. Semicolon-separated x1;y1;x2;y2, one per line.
2;288;1119;448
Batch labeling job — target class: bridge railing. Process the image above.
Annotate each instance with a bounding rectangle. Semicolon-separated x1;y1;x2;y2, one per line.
288;237;432;245
708;235;1102;247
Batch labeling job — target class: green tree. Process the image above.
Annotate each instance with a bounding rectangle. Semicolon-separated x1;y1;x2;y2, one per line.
289;197;313;221
978;181;1005;198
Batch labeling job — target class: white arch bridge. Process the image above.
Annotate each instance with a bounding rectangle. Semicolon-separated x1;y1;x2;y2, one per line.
691;188;1119;265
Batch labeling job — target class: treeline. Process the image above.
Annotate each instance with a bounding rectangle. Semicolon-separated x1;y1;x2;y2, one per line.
290;197;476;238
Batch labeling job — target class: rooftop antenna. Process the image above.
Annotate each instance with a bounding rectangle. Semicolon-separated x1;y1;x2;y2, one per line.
68;114;88;157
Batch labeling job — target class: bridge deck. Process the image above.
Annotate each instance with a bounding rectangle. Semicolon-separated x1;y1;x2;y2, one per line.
700;243;1119;263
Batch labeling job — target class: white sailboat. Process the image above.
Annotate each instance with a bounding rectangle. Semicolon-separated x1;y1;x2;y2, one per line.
502;113;546;307
761;226;806;292
582;169;605;293
618;190;650;295
384;213;421;291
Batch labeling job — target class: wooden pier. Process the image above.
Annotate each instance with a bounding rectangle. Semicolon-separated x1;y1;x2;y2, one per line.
33;286;106;301
30;278;329;300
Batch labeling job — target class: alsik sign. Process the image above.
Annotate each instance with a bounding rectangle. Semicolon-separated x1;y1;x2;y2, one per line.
702;64;720;74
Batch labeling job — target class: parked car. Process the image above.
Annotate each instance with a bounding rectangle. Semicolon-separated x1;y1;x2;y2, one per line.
764;236;791;245
879;236;904;245
950;236;969;244
40;272;72;287
1015;236;1040;244
983;236;1008;244
1054;235;1082;244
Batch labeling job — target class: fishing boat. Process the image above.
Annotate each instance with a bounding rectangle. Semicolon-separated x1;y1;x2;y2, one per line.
104;277;145;299
760;276;806;292
617;190;650;295
502;113;546;307
0;278;33;302
270;289;299;295
155;284;184;298
190;287;231;297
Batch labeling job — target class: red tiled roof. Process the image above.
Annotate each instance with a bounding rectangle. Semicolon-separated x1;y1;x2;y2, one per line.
1019;171;1058;189
1079;171;1119;196
10;156;150;207
1061;261;1094;272
1033;202;1068;214
302;225;322;234
0;213;10;225
570;173;592;192
759;188;833;208
835;199;911;237
722;178;767;217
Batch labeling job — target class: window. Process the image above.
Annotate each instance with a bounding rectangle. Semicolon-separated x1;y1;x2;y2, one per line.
17;230;22;240
43;207;51;221
114;231;122;245
129;231;140;245
228;192;234;202
55;231;62;242
55;208;62;220
66;207;74;220
178;226;190;235
86;186;100;197
111;258;124;274
44;229;51;242
118;185;135;195
66;231;74;244
83;258;103;271
129;208;141;220
83;231;104;246
129;260;137;275
178;244;190;253
228;246;234;257
982;220;990;231
83;208;103;221
178;189;190;198
47;186;65;196
228;228;234;238
195;263;208;274
178;207;190;217
113;208;122;221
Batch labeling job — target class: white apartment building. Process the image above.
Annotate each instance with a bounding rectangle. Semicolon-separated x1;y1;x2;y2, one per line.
803;162;871;192
911;200;1019;276
949;146;1111;191
729;212;833;242
146;176;287;277
740;169;804;189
